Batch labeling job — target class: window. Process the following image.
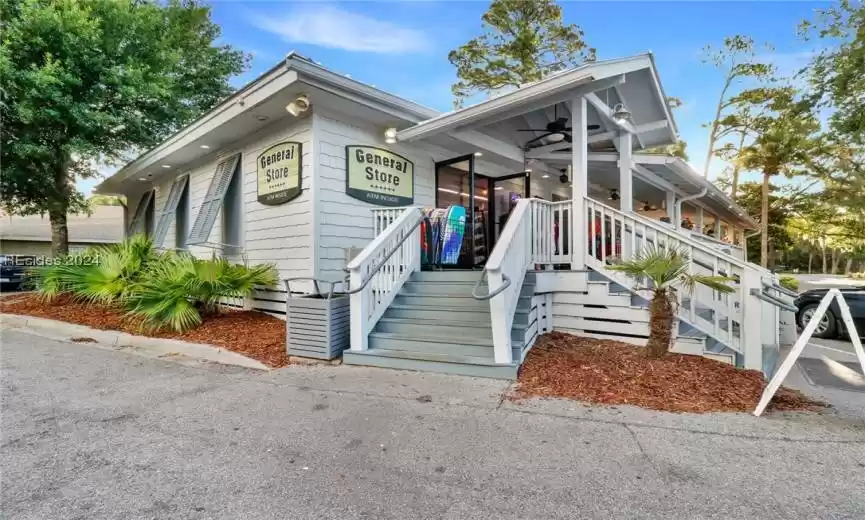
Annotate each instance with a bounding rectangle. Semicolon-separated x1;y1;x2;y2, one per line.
221;160;243;255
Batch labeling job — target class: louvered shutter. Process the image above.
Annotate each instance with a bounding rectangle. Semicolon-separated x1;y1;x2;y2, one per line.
187;154;241;245
151;175;190;247
127;190;154;236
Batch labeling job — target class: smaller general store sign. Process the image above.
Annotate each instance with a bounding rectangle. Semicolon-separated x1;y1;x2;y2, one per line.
257;141;302;205
345;145;414;206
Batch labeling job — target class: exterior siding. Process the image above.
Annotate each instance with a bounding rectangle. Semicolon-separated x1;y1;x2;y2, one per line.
313;112;436;281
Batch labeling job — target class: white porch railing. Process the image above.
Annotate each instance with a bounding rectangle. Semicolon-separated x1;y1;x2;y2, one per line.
371;206;418;237
348;207;422;351
582;197;766;369
529;199;572;265
688;230;745;261
482;198;534;364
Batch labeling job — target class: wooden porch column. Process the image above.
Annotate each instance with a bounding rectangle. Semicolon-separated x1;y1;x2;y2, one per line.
695;206;704;232
665;191;676;225
617;133;633;213
713;216;722;238
571;95;588;268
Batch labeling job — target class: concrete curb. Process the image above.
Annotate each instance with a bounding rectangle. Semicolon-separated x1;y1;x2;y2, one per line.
0;313;271;371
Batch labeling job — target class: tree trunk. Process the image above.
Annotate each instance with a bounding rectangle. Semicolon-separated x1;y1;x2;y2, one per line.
831;249;841;274
760;171;770;268
807;250;813;274
845;257;854;274
821;246;827;274
729;132;747;201
646;290;674;358
48;157;71;257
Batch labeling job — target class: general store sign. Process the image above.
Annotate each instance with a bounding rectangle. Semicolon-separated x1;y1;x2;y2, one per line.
257;141;302;205
345;145;414;206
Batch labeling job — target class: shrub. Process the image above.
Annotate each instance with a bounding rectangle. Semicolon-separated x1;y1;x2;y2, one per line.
852;272;865;280
779;275;800;292
33;235;278;332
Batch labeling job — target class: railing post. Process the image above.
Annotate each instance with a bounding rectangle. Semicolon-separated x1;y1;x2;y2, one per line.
488;269;513;364
740;268;764;371
349;267;368;352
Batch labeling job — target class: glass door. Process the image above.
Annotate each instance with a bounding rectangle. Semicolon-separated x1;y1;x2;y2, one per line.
434;156;488;268
490;173;529;244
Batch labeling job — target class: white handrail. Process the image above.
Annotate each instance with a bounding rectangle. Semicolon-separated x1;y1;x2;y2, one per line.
486;199;533;364
349;207;422;351
583;197;766;369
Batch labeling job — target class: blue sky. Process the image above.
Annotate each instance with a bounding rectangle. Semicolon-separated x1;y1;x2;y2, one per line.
83;0;829;195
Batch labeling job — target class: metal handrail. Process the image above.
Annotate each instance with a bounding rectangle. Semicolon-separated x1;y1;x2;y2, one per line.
470;270;512;301
762;280;798;298
284;215;424;300
749;288;798;312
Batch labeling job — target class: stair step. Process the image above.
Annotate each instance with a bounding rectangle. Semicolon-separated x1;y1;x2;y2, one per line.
374;317;527;341
400;280;535;297
343;348;519;379
394;293;532;310
369;332;501;357
384;305;531;325
411;270;485;282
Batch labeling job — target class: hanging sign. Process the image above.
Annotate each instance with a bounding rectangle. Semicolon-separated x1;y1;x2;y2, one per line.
345;145;414;206
257;141;302;205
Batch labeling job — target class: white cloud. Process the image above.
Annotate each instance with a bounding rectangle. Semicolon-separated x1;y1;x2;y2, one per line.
250;5;431;54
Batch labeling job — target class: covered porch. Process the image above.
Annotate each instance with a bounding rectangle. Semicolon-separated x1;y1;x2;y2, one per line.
347;54;784;377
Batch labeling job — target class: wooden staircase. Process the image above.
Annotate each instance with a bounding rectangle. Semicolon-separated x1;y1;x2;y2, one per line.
343;271;538;379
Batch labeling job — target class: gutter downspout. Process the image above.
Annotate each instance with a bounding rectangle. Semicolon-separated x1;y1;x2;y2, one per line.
674;188;707;229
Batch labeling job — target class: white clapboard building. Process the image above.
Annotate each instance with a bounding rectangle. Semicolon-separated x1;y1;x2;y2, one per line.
96;52;794;378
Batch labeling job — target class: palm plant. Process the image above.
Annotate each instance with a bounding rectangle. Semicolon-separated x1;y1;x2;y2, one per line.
33;234;157;304
127;253;277;332
609;245;735;358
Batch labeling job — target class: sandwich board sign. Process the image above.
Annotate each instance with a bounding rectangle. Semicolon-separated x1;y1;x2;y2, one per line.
753;289;865;416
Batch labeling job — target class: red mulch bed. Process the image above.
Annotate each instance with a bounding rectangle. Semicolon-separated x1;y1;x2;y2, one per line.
511;331;826;414
0;293;288;368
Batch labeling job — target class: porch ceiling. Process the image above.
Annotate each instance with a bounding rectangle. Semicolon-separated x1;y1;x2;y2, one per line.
397;54;678;163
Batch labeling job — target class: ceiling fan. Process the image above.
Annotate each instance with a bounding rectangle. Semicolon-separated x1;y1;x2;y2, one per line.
518;105;600;148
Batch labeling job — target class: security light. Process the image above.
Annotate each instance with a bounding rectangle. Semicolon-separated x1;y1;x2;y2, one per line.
285;94;310;117
384;127;397;144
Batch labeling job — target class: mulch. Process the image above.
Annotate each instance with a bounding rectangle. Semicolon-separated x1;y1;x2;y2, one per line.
0;293;288;368
511;331;826;414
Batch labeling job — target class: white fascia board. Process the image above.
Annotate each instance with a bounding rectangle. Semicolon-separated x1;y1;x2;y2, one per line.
289;58;438;122
646;52;680;139
105;65;295;186
397;55;654;142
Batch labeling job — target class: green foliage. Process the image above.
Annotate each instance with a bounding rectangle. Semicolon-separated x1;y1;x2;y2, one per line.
609;245;736;296
448;0;594;107
33;235;277;332
800;0;865;144
779;275;800;292
87;195;125;207
701;34;777;179
0;0;248;255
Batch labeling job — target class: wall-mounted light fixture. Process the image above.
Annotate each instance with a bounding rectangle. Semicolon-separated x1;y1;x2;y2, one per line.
285;94;310;117
611;103;632;123
384;127;397;144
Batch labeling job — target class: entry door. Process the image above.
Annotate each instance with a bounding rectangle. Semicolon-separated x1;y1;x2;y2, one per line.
490;174;529;243
434;156;488;268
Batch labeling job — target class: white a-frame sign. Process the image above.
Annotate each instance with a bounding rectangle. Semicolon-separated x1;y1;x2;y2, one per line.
754;289;865;416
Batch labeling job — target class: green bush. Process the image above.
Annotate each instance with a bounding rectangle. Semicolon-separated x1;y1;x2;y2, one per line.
779;275;800;292
33;235;278;332
851;272;865;280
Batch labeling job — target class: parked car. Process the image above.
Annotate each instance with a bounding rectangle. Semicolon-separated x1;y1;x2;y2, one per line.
0;255;33;291
794;286;865;339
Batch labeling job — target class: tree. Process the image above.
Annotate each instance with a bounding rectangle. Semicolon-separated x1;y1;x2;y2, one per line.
0;0;248;256
448;0;595;107
700;35;776;178
88;194;125;207
609;245;734;358
734;87;820;268
800;0;865;144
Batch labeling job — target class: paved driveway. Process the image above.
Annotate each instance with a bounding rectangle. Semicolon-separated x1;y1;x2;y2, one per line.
2;329;864;519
